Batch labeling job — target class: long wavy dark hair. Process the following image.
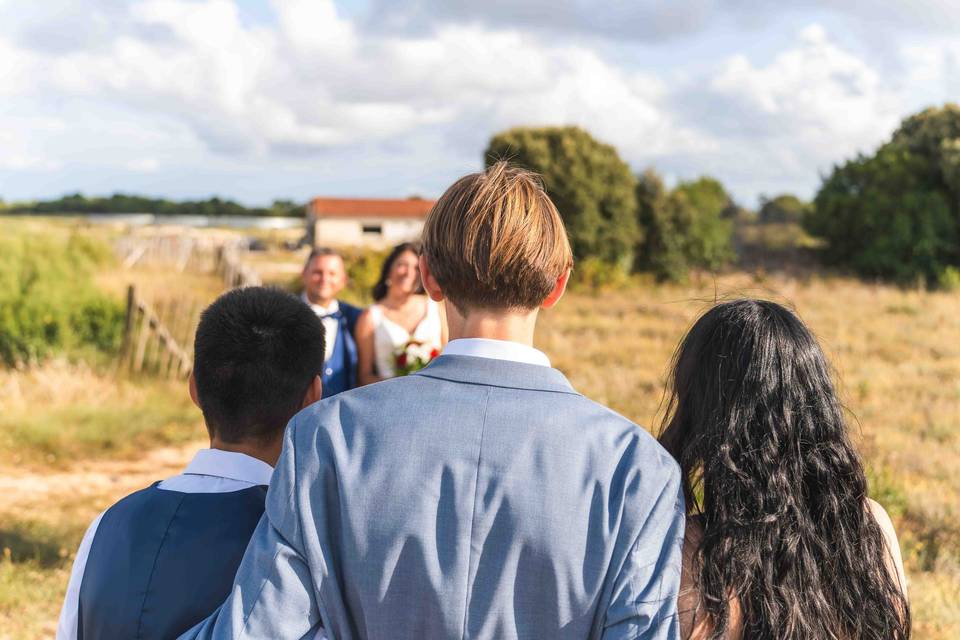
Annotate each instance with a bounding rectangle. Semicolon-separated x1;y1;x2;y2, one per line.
659;299;909;639
372;242;423;302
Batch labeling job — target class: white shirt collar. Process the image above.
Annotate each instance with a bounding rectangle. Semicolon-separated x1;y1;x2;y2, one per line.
441;338;551;367
183;449;274;486
301;293;339;316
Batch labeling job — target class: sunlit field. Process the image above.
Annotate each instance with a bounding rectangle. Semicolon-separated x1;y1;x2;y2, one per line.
0;218;956;638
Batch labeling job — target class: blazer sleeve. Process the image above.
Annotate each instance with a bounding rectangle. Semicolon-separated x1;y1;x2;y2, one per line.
178;418;323;640
601;461;686;640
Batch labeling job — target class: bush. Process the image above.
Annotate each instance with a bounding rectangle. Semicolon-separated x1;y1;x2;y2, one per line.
635;170;735;281
807;104;960;285
937;266;960;292
807;145;957;284
0;231;124;366
570;257;630;290
758;194;810;224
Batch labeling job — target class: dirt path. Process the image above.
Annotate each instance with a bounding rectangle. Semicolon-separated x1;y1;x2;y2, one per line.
0;441;203;514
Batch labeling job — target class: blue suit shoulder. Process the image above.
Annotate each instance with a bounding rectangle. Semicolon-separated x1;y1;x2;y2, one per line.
576;394;681;474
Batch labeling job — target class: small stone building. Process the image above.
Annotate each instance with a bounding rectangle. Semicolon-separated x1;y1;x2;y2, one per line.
307;197;435;248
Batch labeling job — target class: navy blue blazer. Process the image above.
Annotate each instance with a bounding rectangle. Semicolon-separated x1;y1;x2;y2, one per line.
320;300;362;398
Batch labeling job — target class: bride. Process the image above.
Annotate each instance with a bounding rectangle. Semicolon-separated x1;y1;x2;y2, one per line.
356;242;445;385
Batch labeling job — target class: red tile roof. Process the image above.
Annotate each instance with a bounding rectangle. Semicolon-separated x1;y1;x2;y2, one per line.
308;197;435;219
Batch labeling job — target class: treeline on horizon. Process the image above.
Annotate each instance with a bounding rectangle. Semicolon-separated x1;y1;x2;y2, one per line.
487;102;960;289
3;193;306;218
5;102;960;288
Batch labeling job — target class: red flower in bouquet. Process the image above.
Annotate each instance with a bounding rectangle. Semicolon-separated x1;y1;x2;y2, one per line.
394;340;439;376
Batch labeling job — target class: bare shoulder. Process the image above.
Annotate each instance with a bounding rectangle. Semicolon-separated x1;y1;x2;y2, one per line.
866;498;895;532
866;498;902;553
866;498;908;596
356;306;376;330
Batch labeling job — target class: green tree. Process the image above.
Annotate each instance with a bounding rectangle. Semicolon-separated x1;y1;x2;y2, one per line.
807;146;956;283
485;126;639;269
807;104;960;284
671;177;736;270
634;170;735;280
758;193;810;223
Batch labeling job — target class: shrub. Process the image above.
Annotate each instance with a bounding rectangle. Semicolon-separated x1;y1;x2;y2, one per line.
635;169;735;281
807;104;960;285
570;256;630;291
758;194;810;223
807;145;957;284
0;231;124;366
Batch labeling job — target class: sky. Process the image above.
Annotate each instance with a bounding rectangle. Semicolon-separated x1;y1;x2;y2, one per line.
1;0;959;207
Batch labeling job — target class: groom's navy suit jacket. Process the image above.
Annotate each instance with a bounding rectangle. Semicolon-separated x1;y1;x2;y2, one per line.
320;300;362;398
181;355;685;640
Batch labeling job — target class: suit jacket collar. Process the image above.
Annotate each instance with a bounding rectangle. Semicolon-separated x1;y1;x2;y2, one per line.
414;354;578;395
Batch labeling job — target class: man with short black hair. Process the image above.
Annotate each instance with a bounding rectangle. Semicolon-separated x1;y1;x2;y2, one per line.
56;287;326;640
301;247;362;397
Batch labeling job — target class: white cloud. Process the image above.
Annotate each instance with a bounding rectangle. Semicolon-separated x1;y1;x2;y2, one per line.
0;1;958;205
126;157;160;172
663;23;908;200
0;0;690;163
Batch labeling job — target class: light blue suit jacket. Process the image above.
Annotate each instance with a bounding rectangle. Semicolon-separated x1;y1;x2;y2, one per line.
181;355;685;640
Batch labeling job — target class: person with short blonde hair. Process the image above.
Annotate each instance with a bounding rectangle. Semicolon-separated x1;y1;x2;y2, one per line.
182;162;685;640
421;162;573;312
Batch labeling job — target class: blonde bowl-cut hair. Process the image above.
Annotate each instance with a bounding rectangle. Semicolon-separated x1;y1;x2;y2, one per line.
421;161;573;313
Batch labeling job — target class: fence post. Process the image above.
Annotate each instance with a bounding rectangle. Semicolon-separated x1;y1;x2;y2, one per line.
132;303;151;373
119;285;136;368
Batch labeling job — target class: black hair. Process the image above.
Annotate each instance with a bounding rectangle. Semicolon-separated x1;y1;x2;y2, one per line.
659;299;909;639
193;287;325;444
372;242;422;302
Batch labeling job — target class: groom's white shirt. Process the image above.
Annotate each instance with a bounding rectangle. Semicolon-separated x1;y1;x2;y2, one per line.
441;337;551;367
56;449;274;640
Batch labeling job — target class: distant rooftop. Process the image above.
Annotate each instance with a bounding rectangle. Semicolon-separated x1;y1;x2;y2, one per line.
308;197;435;219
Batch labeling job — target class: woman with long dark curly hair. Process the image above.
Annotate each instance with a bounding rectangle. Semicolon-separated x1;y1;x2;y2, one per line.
659;299;909;639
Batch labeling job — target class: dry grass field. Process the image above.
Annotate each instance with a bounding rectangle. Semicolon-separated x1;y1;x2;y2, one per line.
0;217;957;638
542;274;960;638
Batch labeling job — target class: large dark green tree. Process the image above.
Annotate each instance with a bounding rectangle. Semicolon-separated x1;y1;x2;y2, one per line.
807;104;960;284
485;126;639;268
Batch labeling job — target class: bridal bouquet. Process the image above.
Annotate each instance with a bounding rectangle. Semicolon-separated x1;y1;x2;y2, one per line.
394;340;440;376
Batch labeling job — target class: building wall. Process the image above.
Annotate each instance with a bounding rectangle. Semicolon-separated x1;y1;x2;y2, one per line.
313;217;425;248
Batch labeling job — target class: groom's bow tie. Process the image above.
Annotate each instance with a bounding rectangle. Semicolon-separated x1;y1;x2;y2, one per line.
318;309;343;321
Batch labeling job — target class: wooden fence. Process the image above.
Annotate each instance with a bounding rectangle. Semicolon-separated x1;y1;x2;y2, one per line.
115;230;264;377
119;285;201;378
215;245;262;288
116;232;261;289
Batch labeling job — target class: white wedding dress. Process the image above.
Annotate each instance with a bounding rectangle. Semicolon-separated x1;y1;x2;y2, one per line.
368;297;443;378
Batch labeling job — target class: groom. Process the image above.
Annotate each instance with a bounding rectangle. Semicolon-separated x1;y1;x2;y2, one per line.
182;162;685;639
301;247;362;397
